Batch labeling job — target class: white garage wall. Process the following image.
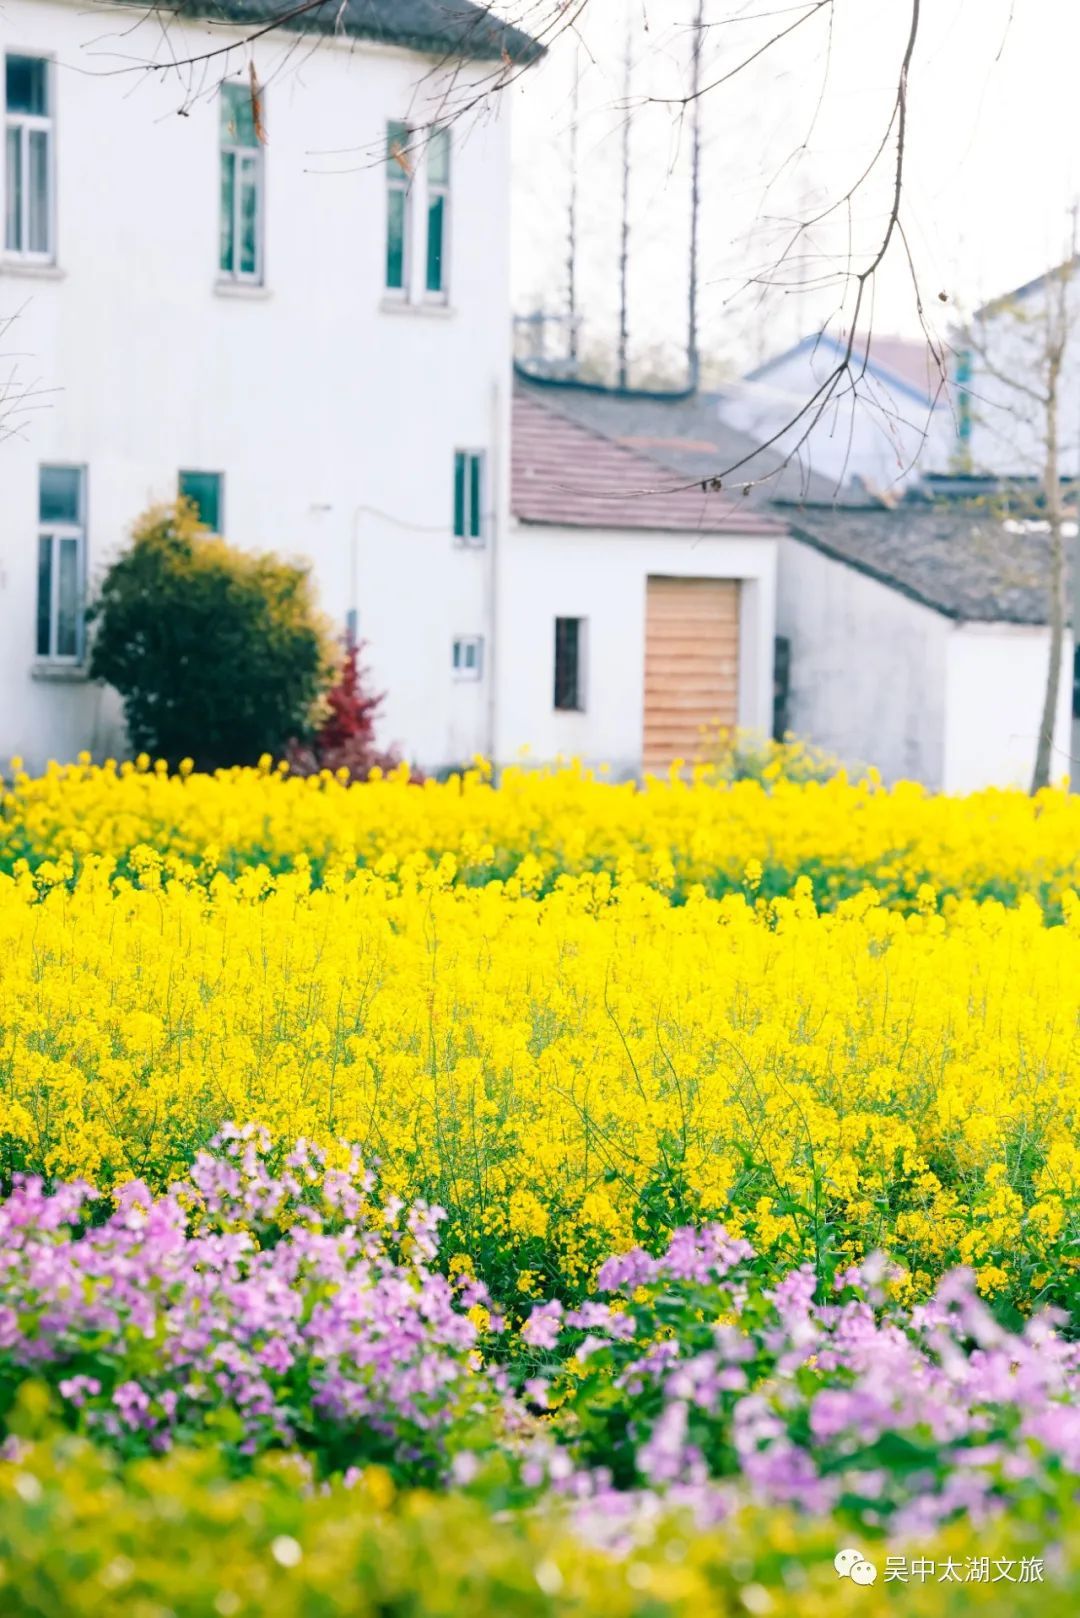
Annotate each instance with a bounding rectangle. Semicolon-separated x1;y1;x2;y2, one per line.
496;522;777;777
943;622;1073;792
777;536;949;785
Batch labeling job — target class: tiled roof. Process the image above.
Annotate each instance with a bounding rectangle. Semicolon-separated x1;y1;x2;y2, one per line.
786;505;1067;624
511;390;784;535
128;0;543;61
513;376;842;505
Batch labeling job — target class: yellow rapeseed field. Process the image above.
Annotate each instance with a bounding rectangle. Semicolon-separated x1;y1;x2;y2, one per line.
4;751;1080;909
2;758;1079;1313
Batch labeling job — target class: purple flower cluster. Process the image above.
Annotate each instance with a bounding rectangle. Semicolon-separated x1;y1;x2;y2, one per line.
522;1228;1080;1534
3;1134;1079;1540
0;1127;498;1476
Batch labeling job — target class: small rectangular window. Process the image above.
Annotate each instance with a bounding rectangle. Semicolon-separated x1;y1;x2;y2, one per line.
36;464;85;662
219;83;263;282
453;450;484;544
452;635;483;680
178;470;224;532
772;634;791;742
386;120;411;292
554;617;585;711
425;128;449;297
5;55;53;260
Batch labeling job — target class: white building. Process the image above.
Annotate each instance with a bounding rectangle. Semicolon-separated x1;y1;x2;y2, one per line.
777;503;1072;792
720;333;954;495
501;386;781;776
950;261;1080;479
0;0;538;773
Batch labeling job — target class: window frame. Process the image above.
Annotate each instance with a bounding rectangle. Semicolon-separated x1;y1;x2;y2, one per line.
385;119;412;297
4;53;55;264
453;449;486;546
219;83;264;285
384;121;450;305
553;616;586;713
178;468;225;533
424;126;450;303
452;634;484;681
36;463;86;666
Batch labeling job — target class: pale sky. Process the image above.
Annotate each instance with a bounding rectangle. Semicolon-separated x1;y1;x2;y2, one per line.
506;0;1080;381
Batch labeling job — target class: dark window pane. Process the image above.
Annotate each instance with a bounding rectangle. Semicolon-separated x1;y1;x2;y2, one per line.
428;129;449;185
179;470;223;531
39;465;81;523
239;157;258;275
387;121;410;166
5;125;21;251
56;535;79;657
36;533;52;657
221;83;256;148
426;193;444;293
27;126;48;253
453;451;465;537
554;617;582;710
6;56;48;117
469;452;481;538
386;188;406;290
220;151;235;272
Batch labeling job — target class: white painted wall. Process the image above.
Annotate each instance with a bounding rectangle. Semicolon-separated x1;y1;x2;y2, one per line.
497;521;777;777
779;535;1074;791
777;536;949;786
953;277;1080;477
721;345;953;494
0;0;514;773
942;622;1073;792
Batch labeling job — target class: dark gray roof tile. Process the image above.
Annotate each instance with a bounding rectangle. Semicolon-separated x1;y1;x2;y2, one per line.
786;506;1065;624
137;0;542;61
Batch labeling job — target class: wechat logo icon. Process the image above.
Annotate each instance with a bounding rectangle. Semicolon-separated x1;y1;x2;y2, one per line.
835;1548;878;1586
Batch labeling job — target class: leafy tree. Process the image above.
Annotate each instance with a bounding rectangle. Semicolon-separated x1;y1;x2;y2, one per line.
89;501;332;769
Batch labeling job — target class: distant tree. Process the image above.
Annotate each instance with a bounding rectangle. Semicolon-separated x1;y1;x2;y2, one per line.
286;642;404;782
962;243;1079;792
89;501;332;770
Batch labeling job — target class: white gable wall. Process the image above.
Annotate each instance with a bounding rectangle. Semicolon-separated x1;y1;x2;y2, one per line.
777;535;949;786
780;535;1073;791
721;347;953;495
942;622;1072;792
0;0;512;773
496;521;777;778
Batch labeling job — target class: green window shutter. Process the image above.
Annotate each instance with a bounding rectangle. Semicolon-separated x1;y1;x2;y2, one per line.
453;452;466;538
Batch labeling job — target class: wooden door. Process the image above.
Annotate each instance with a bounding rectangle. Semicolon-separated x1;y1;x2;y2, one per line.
643;576;740;771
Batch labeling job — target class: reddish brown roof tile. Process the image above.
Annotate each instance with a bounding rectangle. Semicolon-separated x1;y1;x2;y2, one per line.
511;391;783;535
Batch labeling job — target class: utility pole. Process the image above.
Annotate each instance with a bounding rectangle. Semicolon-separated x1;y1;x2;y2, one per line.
687;0;704;393
617;22;632;390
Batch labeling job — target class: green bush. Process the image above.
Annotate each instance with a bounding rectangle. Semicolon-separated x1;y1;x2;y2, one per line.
88;502;332;769
0;1398;1073;1618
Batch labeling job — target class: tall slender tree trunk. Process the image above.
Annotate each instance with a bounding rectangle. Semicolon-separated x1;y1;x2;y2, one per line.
1032;369;1065;793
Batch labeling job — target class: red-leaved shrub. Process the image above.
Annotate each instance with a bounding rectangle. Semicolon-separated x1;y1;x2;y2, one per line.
286;643;405;782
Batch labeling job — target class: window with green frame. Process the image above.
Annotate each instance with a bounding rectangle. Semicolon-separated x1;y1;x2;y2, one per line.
453;450;484;543
219;83;262;281
386;120;410;292
425;128;449;297
179;469;224;532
